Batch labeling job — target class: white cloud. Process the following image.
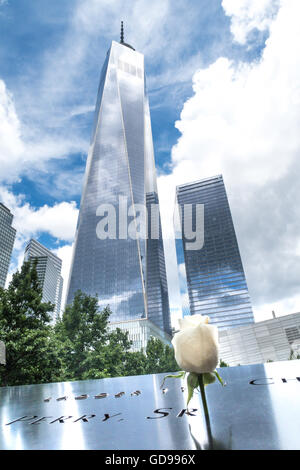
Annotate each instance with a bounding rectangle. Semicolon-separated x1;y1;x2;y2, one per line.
2;0;298;325
0;0;206;189
222;0;280;44
1;184;77;312
254;293;300;322
0;187;78;290
159;0;300;321
0;187;78;244
0;0;217;322
0;76;88;184
0;80;24;181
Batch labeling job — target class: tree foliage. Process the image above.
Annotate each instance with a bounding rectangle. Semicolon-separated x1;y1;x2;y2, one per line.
144;337;180;374
55;291;179;380
288;349;300;360
219;359;230;367
0;261;62;386
0;268;179;387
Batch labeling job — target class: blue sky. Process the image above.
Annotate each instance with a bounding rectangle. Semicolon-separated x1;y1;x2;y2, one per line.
1;0;299;325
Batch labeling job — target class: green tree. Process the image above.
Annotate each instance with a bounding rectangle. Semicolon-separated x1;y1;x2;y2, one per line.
0;276;184;386
80;327;136;380
55;291;109;380
0;261;62;386
144;336;180;374
55;290;139;380
219;359;230;367
56;292;180;380
288;349;300;360
122;349;147;376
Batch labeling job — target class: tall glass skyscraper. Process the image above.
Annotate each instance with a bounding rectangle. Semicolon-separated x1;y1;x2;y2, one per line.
0;203;16;288
175;175;254;330
24;239;63;323
66;28;171;345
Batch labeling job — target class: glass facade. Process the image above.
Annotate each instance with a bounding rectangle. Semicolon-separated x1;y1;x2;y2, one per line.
219;312;300;366
66;40;171;336
175;175;254;330
107;318;171;352
0;340;5;365
24;239;63;323
0;203;16;288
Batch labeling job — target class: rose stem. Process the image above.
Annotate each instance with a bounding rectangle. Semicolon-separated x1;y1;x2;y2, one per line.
198;374;213;450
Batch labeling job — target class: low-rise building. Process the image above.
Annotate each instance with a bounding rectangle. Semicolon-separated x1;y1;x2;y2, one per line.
219;312;300;366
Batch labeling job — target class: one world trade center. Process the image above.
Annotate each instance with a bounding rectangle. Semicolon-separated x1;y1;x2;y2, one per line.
67;25;171;349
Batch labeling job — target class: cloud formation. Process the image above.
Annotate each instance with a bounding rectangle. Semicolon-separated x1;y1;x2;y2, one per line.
0;186;78;292
0;0;226;186
0;188;78;244
1;0;299;324
222;0;280;44
159;0;300;320
0;80;24;181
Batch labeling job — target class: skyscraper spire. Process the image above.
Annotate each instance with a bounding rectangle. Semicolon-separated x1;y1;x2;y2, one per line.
120;21;124;44
119;21;135;50
67;33;171;344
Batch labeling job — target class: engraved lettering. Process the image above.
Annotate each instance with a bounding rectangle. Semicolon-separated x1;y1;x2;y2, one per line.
176;408;198;418
75;394;89;400
102;413;122;422
73;414;96;423
146;408;172;419
281;377;300;383
49;416;73;424
6;416;38;426
94;393;108;399
30;417;52;425
249;378;274;385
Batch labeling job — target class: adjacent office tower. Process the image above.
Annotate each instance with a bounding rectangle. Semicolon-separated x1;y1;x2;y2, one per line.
0;203;16;288
24;239;63;323
66;26;171;348
175;175;254;330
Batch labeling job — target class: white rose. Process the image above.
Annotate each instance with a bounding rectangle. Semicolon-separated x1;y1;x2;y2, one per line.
172;314;219;374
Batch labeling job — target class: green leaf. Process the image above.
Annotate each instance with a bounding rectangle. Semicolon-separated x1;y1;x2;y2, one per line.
214;370;226;386
187;372;199;405
160;371;185;389
202;372;216;386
